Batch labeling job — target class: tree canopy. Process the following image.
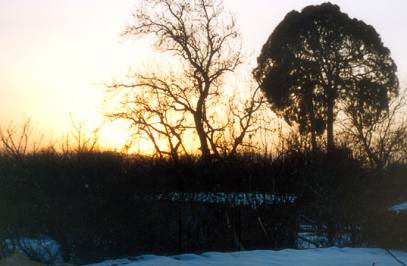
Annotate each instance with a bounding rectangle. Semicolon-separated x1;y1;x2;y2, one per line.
253;2;399;152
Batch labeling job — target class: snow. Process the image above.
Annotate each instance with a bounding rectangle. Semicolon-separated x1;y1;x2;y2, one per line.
3;237;62;264
85;247;407;266
138;192;296;208
389;201;407;213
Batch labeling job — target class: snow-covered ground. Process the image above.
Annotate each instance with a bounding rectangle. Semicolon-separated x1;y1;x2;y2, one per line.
139;192;296;208
86;247;407;266
389;201;407;214
1;237;62;265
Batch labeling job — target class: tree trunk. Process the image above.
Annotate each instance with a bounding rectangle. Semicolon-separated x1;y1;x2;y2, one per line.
309;104;317;152
195;84;211;159
194;112;210;159
305;88;317;152
310;127;317;152
327;94;335;153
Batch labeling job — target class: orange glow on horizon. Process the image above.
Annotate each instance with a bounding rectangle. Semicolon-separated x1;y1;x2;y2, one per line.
1;0;406;154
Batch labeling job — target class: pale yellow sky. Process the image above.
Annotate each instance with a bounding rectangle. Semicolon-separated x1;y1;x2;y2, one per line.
1;0;406;149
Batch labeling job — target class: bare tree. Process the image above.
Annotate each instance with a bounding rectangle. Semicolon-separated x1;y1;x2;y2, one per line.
60;115;100;153
107;75;190;160
0;119;42;159
223;86;266;156
108;0;263;159
341;87;407;169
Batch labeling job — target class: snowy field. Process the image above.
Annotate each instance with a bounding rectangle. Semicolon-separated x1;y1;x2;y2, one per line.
86;247;407;266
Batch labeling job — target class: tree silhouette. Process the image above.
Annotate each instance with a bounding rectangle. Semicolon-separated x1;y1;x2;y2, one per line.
253;2;398;152
106;81;189;160
341;88;407;169
108;0;264;159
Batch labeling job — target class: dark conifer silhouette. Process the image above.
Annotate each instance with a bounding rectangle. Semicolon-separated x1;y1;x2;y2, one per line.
253;2;398;152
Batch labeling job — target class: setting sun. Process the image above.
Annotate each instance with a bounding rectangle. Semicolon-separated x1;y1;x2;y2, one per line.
1;1;407;153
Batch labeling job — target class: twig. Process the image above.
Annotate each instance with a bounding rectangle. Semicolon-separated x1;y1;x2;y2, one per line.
386;248;407;266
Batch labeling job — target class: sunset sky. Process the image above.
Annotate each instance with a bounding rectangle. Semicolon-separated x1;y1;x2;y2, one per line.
1;0;406;150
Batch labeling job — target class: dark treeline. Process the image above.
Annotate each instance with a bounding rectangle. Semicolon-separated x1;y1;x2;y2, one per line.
0;149;406;263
